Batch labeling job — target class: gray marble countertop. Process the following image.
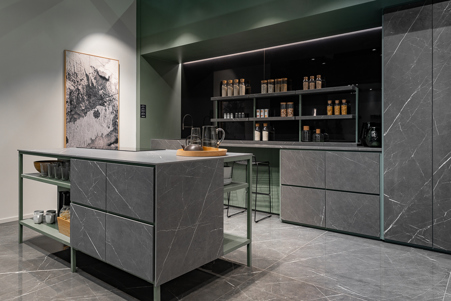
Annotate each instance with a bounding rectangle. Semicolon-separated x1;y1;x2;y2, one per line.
18;148;252;166
151;139;382;152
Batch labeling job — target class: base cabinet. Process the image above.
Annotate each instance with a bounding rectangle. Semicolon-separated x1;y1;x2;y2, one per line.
106;214;154;282
326;190;380;237
281;186;325;227
71;204;106;261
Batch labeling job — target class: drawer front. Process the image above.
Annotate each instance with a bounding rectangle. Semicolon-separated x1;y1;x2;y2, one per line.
106;163;154;223
281;186;325;227
106;214;154;283
326;152;380;194
326;190;380;237
71;204;106;261
71;159;106;210
281;150;325;188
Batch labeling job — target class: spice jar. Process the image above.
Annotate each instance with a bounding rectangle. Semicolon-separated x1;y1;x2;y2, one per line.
261;80;267;94
264;109;269;118
341;99;348;115
316;75;322;89
268;79;274;93
327;100;333;115
275;79;281;92
221;80;227;97
303;77;309;90
280;102;287;117
227;80;233;96
256;109;261;118
255;123;261;141
313;129;324;142
281;78;288;92
301;126;311;142
287;102;294;117
239;79;246;95
233;79;239;96
334;100;340;115
262;123;269;141
309;76;315;90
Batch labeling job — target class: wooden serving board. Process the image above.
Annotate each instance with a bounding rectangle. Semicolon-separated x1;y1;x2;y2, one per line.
176;147;227;157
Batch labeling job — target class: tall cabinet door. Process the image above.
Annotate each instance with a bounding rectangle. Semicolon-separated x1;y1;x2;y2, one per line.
383;4;433;247
432;1;451;251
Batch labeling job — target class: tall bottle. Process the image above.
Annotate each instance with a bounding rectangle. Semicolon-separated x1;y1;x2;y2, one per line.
262;123;269;141
334;100;341;115
227;80;233;96
233;79;239;96
316;75;322;89
341;99;348;115
255;123;261;141
221;80;227;97
303;77;309;90
327;100;333;115
239;78;246;95
309;76;315;90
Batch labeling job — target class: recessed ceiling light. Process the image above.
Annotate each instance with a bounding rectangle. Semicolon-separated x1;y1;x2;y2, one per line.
311;58;315;61
372;48;377;51
370;88;373;90
322;62;326;65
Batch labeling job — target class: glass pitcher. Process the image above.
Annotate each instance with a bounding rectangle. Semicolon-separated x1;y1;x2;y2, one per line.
202;126;225;148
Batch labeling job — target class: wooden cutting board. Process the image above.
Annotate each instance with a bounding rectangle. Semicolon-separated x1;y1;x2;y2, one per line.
176;146;227;157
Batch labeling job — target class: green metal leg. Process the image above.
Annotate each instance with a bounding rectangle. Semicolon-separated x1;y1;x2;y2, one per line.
71;248;77;272
18;153;23;244
154;285;161;301
246;157;252;267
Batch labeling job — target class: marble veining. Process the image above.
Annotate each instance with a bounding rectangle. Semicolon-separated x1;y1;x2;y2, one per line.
155;158;224;286
432;0;451;251
71;204;106;261
281;150;325;188
383;3;433;247
281;185;325;227
71;159;106;210
106;163;154;223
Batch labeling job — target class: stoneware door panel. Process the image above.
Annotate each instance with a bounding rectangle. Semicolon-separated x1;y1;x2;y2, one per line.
71;159;106;210
281;150;325;188
281;186;325;227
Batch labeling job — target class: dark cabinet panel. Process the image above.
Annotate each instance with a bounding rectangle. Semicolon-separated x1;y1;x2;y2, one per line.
106;214;154;283
71;204;106;261
71;159;106;210
326;190;379;237
383;4;433;247
326;151;380;194
432;1;451;251
281;186;325;227
281;150;325;188
106;163;154;223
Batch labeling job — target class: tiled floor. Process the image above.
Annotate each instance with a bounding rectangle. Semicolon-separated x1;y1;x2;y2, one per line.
2;212;451;300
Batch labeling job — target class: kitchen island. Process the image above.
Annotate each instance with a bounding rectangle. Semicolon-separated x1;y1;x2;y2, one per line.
18;148;253;301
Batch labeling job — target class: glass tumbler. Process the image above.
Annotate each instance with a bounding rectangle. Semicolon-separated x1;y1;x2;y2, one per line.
40;163;48;177
48;163;56;178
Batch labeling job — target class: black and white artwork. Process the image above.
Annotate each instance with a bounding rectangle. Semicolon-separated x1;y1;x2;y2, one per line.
65;50;119;149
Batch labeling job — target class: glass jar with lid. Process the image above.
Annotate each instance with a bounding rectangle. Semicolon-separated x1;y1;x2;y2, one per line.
301;126;311;142
255;123;261;141
227;80;233;96
303;77;309;90
268;79;274;93
233;79;239;96
261;80;267;94
287;102;294;117
313;129;324;142
275;79;281;92
280;102;287;117
327;100;333;115
334;100;340;115
262;123;269;141
309;76;315;90
239;79;246;95
221;80;227;97
281;78;287;92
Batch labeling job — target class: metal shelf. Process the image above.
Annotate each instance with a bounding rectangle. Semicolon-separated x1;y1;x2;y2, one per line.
20;219;70;246
22;173;71;188
248;117;296;121
296;85;357;95
211;95;251;101
211;118;250;122
296;114;356;120
223;233;250;255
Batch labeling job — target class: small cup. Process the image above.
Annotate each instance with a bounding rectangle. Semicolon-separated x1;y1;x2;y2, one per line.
54;163;62;179
39;163;48;177
48;163;56;178
60;164;69;181
45;212;55;224
33;212;43;224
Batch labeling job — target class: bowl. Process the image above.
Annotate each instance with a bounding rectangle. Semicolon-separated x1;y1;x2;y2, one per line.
33;160;60;173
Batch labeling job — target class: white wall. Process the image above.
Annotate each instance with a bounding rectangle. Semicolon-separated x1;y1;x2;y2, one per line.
0;0;137;223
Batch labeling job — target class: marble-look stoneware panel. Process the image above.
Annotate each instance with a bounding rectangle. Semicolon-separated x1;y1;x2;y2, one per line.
155;159;224;286
150;139;183;150
326;190;380;237
106;163;154;223
281;185;325;227
432;1;451;251
71;159;106;210
105;214;154;282
280;150;325;188
383;4;433;247
326;151;380;194
71;204;106;261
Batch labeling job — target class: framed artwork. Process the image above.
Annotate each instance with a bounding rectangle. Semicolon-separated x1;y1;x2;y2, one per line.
64;50;119;149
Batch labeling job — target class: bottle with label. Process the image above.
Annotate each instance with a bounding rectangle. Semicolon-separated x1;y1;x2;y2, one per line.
221;80;227;97
334;100;341;115
234;79;240;95
313;129;324;142
303;77;309;90
280;102;287;117
227;80;233;96
255;123;261;141
301;126;311;142
261;80;267;94
268;79;274;93
309;76;315;90
341;99;348;115
316;75;322;89
327;100;333;115
239;79;246;95
262;123;269;141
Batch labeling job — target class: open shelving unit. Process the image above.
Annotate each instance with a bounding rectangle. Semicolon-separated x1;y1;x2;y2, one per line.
211;85;359;143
